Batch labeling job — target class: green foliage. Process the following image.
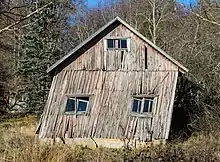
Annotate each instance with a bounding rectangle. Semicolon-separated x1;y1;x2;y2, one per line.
18;1;65;113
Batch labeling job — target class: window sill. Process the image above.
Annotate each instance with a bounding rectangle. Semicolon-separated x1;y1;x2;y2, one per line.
107;48;128;51
130;112;153;118
64;111;87;115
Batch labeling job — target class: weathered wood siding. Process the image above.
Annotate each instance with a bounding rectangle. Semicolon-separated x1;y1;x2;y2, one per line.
39;70;178;140
38;24;179;141
64;24;178;71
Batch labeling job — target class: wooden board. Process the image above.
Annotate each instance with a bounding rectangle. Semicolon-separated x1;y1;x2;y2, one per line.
38;70;179;141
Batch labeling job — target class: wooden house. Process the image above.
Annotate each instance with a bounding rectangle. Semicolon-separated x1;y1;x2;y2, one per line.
36;17;188;143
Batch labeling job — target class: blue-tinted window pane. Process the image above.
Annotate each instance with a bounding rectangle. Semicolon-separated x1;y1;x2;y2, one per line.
143;99;153;113
78;101;88;112
107;39;115;48
132;100;138;112
66;99;75;112
121;39;127;48
132;99;141;113
143;100;149;112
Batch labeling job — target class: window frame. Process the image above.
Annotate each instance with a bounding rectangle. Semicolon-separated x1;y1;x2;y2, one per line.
130;95;158;118
63;94;93;115
104;37;131;51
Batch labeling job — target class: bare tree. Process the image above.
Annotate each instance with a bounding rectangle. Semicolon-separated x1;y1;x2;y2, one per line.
0;2;53;33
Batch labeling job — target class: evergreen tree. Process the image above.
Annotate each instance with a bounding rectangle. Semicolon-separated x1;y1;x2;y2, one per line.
18;0;69;113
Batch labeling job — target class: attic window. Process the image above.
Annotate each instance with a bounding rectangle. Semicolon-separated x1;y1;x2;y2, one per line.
107;39;127;49
104;38;130;51
65;96;89;114
131;97;156;117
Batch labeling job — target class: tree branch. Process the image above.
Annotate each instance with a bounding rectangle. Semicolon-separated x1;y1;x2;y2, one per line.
2;12;16;21
193;12;220;26
5;16;44;32
0;2;53;34
9;5;27;11
4;11;25;17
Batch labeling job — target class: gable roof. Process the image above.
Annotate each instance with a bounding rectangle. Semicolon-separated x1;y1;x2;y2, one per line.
47;17;188;74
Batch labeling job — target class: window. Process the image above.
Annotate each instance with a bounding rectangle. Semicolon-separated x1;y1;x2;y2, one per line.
107;39;127;49
105;38;130;51
131;97;155;117
65;97;89;114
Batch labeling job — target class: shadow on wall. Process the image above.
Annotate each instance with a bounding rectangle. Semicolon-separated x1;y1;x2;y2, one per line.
169;75;203;141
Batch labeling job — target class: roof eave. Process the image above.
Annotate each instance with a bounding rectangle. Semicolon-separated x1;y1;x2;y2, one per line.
115;17;189;74
179;67;189;74
47;17;120;73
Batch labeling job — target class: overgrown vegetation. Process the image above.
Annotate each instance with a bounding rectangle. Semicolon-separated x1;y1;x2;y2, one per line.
0;118;220;161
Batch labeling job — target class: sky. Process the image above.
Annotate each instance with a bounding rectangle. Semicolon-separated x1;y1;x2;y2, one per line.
88;0;99;7
177;0;197;6
87;0;197;8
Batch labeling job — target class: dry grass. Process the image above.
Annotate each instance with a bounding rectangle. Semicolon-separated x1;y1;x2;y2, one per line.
0;116;220;161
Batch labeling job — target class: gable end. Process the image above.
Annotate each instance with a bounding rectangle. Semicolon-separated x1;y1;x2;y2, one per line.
47;17;188;74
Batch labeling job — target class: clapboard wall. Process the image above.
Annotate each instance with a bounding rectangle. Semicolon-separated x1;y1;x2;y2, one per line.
38;24;179;141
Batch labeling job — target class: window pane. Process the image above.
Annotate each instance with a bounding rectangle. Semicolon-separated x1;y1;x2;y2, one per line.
143;99;153;113
118;39;121;48
66;98;76;112
78;100;88;112
121;39;127;48
132;99;142;113
107;39;115;48
143;100;149;112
